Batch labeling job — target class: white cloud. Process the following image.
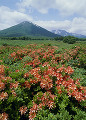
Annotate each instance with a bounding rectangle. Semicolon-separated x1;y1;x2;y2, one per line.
34;17;86;35
17;0;55;13
0;6;33;30
0;5;86;35
16;0;86;35
34;20;71;30
18;0;86;16
68;17;86;35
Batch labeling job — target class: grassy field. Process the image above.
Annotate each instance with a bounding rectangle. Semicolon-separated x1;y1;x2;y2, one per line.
0;39;86;120
0;39;86;49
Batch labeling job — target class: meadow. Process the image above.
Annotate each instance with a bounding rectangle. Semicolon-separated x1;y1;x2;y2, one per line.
0;39;86;120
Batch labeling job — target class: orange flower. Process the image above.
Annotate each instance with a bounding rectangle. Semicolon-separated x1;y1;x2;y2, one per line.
24;81;31;88
47;100;55;109
56;85;62;94
10;81;19;89
0;112;8;120
11;90;16;97
19;106;27;115
24;72;29;78
65;66;74;74
29;102;38;120
10;52;16;57
0;65;5;75
0;92;8;100
0;80;5;91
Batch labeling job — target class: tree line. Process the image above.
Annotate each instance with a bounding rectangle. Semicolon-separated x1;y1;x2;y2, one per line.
54;36;86;44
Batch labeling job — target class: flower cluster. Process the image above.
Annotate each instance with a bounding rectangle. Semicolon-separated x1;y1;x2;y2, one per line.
0;66;12;102
19;106;27;115
0;65;5;75
10;81;19;89
0;80;5;91
11;90;16;97
55;66;86;102
24;61;86;103
0;44;85;119
40;75;53;90
24;67;41;84
0;92;8;101
29;102;38;120
9;48;30;61
24;81;31;89
29;92;56;120
61;46;80;62
0;112;8;120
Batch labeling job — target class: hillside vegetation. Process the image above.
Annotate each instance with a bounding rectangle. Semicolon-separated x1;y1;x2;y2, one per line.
0;21;58;37
0;39;86;120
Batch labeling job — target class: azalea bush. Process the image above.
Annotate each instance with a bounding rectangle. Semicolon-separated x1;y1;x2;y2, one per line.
0;43;86;120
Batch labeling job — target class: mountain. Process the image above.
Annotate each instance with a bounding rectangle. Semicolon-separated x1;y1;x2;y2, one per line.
0;21;58;37
52;29;86;38
52;30;70;36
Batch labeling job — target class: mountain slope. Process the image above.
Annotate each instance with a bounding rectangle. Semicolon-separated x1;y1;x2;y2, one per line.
0;21;58;37
52;29;86;38
52;30;69;36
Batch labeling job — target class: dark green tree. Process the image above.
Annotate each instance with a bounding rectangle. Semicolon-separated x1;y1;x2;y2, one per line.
63;36;76;44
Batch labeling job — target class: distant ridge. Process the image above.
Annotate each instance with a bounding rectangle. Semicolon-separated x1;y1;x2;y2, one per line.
0;21;59;37
51;29;86;38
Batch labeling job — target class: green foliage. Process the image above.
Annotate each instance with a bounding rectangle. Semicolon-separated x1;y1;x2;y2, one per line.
2;43;9;46
56;110;72;120
0;40;86;120
63;36;76;44
54;36;64;41
73;110;86;120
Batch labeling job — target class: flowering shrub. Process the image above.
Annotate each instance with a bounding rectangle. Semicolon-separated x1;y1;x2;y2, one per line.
0;44;86;120
0;112;8;120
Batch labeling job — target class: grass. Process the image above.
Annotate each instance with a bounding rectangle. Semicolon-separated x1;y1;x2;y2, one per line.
0;39;86;50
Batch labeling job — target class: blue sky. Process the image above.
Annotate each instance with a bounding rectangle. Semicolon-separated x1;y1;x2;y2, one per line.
0;0;86;35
